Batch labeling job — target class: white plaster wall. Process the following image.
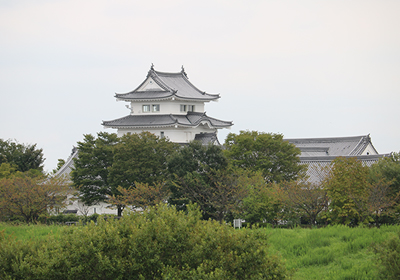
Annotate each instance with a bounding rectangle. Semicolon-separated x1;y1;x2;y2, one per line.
117;124;218;143
131;100;205;115
137;77;163;91
63;195;117;216
361;143;378;155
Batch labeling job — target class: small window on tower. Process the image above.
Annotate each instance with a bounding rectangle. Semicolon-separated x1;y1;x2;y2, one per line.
143;105;150;112
160;131;165;139
188;105;195;112
152;104;160;112
180;105;187;112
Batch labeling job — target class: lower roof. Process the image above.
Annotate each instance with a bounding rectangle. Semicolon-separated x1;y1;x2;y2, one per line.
102;112;233;129
286;134;378;156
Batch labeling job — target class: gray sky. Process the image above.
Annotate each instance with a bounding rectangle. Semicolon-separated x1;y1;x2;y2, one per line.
1;0;399;172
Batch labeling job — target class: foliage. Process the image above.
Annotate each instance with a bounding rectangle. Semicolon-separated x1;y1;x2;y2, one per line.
109;132;177;190
173;168;251;222
0;163;16;179
370;152;400;197
369;152;400;223
325;157;398;226
224;130;305;183
373;232;400;280
240;173;282;225
325;157;373;225
277;181;328;225
71;132;120;212
38;213;80;225
108;182;170;211
0;139;44;173
168;141;228;178
0;174;70;223
167;141;229;213
0;204;289;279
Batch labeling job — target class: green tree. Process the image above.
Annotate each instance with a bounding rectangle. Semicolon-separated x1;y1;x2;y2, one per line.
167;141;229;210
0;139;44;173
0;174;69;223
224;130;305;183
325;157;371;225
109;131;177;190
0;163;16;179
173;167;251;222
71;132;120;213
278;180;328;225
109;182;171;211
370;152;400;200
240;172;282;225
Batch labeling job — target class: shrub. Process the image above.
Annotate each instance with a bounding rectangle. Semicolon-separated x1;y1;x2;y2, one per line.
0;204;289;279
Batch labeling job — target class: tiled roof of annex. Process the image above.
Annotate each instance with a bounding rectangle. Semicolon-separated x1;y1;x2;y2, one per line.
299;154;388;184
194;132;220;145
102;112;233;129
286;135;378;157
115;66;220;102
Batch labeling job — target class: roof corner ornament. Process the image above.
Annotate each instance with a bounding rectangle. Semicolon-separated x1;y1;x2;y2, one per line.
151;63;154;70
181;65;188;78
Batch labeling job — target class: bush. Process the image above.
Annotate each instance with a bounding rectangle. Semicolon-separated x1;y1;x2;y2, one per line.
373;232;400;279
0;204;289;279
38;214;79;225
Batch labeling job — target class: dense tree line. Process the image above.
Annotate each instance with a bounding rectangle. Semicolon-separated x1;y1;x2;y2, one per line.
3;131;399;226
70;130;400;226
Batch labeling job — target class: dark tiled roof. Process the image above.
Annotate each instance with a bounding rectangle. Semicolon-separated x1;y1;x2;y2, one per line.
115;67;220;101
194;132;220;145
286;135;378;156
115;91;174;101
300;154;389;184
102;112;233;129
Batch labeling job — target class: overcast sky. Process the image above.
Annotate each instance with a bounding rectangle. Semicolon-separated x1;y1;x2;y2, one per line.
1;0;399;172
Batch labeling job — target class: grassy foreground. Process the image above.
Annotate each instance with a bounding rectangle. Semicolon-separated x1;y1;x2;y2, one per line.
261;225;400;279
1;222;399;279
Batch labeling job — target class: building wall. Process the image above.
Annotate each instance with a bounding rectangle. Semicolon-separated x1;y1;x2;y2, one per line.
130;100;205;115
117;124;217;143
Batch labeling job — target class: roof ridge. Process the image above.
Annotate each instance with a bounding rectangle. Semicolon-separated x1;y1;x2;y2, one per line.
148;68;175;92
286;135;368;142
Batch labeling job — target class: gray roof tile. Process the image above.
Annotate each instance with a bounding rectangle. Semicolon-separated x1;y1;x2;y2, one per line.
286;135;378;156
115;67;220;101
102;112;233;128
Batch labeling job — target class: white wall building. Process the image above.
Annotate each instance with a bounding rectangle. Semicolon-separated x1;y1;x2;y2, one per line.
102;65;233;144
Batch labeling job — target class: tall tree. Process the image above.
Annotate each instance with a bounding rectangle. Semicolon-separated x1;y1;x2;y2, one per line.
224;131;305;183
173;167;251;222
238;172;282;225
278;180;328;225
109;132;177;191
370;152;400;200
0;139;44;173
108;182;170;211
325;157;371;225
0;174;69;223
167;141;229;210
71;132;119;213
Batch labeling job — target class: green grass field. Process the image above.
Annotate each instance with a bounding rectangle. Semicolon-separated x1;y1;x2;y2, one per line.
1;222;399;279
262;225;400;279
0;222;63;241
